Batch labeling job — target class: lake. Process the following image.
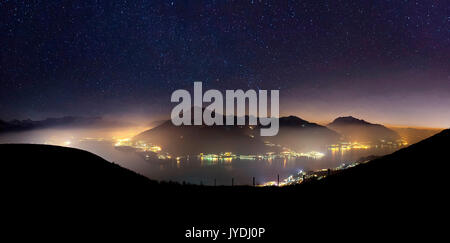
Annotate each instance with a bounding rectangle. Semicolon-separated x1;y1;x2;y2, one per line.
0;127;405;185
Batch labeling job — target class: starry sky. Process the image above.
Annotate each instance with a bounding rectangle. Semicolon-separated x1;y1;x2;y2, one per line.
1;0;449;127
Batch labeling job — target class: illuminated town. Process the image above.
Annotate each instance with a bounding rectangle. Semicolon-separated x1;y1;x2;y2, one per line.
109;136;407;186
260;161;363;187
40;133;407;187
111;137;406;162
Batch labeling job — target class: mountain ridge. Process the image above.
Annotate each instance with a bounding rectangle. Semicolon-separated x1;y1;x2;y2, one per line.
327;116;400;143
134;114;340;155
0;116;132;133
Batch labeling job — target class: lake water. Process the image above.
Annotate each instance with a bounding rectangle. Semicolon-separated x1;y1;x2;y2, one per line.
0;127;404;185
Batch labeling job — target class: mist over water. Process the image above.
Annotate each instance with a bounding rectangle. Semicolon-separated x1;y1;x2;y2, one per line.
0;126;426;185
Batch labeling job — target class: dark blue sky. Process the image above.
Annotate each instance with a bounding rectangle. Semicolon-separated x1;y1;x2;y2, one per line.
1;0;449;127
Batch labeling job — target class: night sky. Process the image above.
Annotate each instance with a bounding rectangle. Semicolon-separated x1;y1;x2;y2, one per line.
1;0;449;127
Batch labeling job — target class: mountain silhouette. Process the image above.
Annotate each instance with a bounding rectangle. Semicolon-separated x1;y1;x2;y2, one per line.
264;116;340;151
0;116;131;133
134;119;268;155
134;114;339;155
328;116;400;143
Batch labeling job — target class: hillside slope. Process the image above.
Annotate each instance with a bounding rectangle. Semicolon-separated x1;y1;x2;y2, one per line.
310;128;448;191
0;144;157;193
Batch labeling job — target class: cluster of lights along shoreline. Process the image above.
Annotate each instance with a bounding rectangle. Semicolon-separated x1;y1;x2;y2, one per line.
110;132;408;186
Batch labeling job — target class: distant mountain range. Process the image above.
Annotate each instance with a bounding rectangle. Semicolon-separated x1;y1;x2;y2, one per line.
1;114;424;155
134;114;412;156
134;114;340;156
0;116;131;133
327;116;400;143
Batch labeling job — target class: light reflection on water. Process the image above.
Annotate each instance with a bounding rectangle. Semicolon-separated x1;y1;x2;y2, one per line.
0;128;404;185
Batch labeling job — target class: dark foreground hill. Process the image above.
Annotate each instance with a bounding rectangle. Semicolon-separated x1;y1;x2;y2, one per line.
0;144;157;193
305;128;448;191
4;128;447;194
2;128;447;241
